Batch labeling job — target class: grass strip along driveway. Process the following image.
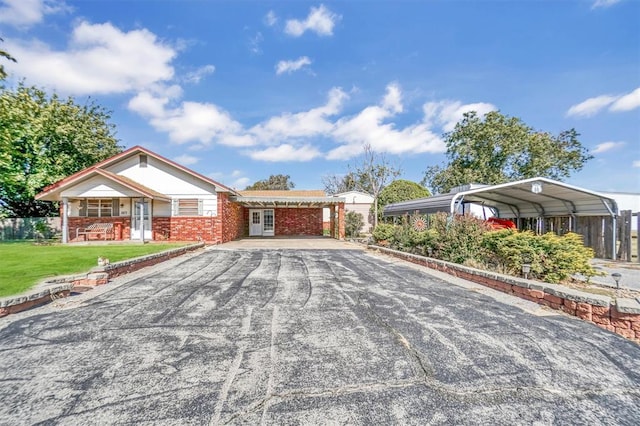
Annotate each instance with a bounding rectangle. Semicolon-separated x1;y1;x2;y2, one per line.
0;242;186;297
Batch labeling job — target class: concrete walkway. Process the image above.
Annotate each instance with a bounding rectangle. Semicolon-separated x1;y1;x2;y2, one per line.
1;247;638;424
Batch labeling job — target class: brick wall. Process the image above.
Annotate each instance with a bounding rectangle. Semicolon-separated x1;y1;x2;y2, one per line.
275;208;323;236
69;217;131;242
370;245;640;343
220;193;245;242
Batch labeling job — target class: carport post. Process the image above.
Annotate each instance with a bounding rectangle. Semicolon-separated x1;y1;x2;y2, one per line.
61;197;68;244
612;215;617;260
139;201;145;244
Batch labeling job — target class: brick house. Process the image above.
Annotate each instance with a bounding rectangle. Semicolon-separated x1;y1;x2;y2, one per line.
35;146;345;243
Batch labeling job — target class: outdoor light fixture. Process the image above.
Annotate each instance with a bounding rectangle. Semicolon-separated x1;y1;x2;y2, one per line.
531;181;543;194
427;247;433;257
612;273;622;289
522;263;531;279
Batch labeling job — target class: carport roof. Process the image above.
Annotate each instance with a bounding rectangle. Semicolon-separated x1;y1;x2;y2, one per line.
383;177;618;218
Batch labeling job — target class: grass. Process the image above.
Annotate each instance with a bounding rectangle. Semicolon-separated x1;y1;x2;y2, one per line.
0;242;188;298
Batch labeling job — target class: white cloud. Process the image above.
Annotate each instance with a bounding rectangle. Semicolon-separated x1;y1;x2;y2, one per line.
632;160;640;168
250;87;347;142
264;10;277;27
566;95;618;117
591;141;625;154
184;65;215;84
284;4;340;37
610;87;640;112
174;154;199;165
5;21;176;95
275;56;312;75
246;144;322;162
248;32;263;54
423;100;497;132
208;170;251;189
327;83;446;160
592;0;621;9
567;87;640;117
0;0;69;28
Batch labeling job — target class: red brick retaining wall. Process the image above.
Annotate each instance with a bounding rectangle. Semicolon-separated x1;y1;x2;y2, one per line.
370;245;640;343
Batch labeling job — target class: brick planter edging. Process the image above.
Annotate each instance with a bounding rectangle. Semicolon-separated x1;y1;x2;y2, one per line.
368;245;640;342
0;243;205;318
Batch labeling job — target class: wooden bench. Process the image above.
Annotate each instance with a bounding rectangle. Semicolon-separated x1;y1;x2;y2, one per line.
76;223;114;241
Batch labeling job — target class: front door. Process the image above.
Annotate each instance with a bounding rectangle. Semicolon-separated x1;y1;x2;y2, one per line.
249;209;263;236
131;199;152;240
249;209;275;236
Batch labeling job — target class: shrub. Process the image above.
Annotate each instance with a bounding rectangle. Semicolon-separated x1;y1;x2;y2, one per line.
430;212;490;264
345;211;364;238
372;223;395;244
482;230;597;283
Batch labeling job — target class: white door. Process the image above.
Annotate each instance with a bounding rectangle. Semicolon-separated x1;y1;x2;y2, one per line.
249;209;263;236
262;209;274;237
131;199;152;240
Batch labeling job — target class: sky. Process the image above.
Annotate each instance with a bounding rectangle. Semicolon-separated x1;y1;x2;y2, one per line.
1;0;639;193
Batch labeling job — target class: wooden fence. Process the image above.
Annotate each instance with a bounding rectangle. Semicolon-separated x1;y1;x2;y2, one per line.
575;210;637;262
0;217;61;240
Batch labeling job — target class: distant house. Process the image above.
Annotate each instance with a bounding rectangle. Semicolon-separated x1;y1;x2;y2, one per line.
323;191;374;234
36;146;345;243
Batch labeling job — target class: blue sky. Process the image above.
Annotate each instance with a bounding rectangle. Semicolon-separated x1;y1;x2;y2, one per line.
1;0;638;193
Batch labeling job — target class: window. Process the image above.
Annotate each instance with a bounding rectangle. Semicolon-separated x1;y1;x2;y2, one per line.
85;199;113;217
174;199;202;216
139;155;148;168
252;211;261;224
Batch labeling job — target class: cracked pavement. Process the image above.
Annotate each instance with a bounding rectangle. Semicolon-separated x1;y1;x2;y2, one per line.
1;246;639;425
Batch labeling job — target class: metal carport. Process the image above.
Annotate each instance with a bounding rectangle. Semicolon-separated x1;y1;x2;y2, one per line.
383;177;619;258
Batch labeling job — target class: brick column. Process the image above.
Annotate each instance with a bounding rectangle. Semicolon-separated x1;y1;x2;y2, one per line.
338;202;345;240
329;205;336;238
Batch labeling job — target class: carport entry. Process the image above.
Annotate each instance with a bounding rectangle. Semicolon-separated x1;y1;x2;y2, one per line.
249;209;274;237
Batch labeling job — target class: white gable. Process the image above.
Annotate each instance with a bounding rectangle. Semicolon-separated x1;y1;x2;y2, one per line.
106;154;217;197
336;191;374;204
60;176;141;198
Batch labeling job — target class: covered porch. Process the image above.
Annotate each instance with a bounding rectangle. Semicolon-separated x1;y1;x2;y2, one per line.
232;191;346;240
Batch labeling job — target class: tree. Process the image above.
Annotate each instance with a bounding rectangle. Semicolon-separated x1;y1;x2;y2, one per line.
350;144;401;228
322;171;373;195
422;111;593;194
376;180;430;221
0;83;122;217
245;174;295;190
0;38;16;81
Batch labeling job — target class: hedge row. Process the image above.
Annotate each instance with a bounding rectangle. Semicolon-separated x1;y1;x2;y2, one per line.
372;213;598;283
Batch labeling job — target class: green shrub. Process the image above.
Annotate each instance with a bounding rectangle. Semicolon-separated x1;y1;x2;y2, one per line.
372;223;395;244
430;212;490;264
482;230;597;283
345;211;364;238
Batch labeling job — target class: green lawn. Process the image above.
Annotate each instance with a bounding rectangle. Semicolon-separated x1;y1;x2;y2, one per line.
0;242;188;298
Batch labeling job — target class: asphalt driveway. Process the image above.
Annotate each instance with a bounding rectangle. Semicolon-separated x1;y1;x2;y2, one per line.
1;245;639;425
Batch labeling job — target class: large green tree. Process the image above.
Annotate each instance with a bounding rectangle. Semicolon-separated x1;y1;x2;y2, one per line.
0;83;122;217
376;179;430;221
422;111;592;194
322;171;373;195
245;174;295;190
0;37;16;81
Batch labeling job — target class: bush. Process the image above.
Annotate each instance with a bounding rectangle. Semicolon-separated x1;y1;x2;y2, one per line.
430;212;490;264
345;211;364;238
372;223;395;244
482;230;597;283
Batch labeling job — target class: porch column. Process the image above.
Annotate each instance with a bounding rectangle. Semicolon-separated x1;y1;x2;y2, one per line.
329;205;336;238
338;202;345;240
61;197;68;244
